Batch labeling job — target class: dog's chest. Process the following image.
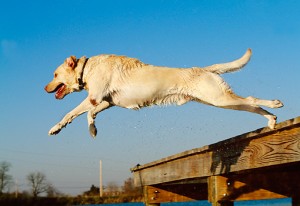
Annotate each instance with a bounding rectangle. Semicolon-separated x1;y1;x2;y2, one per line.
109;86;161;109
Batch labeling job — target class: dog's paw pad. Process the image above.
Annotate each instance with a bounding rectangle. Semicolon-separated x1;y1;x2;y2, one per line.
89;124;97;138
48;128;61;135
48;124;62;135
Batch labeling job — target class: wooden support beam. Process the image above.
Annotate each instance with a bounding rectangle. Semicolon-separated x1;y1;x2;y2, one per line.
207;162;300;203
208;176;233;206
143;183;207;205
208;175;287;204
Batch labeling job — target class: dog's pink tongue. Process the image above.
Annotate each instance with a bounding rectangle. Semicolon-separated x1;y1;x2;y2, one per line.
55;84;65;99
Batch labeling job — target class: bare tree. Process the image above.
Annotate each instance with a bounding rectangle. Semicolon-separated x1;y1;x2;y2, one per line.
27;172;50;197
106;181;120;196
46;184;62;197
122;177;142;197
0;161;12;195
122;177;135;194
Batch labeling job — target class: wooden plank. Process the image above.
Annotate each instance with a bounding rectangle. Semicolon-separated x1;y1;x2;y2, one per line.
132;117;300;186
134;151;212;185
210;126;300;174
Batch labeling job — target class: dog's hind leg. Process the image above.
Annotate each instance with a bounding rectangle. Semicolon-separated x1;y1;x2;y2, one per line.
220;104;278;129
239;96;283;109
191;86;283;129
189;72;283;128
203;92;283;129
214;94;282;128
87;101;112;138
209;93;284;110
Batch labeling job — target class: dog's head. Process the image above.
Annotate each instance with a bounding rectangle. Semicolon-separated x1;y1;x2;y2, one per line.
45;56;84;99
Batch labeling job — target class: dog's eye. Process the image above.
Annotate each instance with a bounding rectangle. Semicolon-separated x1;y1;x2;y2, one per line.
54;73;58;78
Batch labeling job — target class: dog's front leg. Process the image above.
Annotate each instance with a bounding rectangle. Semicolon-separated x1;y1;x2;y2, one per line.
87;101;112;138
49;97;93;135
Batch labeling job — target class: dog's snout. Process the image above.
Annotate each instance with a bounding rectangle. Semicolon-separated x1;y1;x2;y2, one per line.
44;84;53;93
44;85;50;92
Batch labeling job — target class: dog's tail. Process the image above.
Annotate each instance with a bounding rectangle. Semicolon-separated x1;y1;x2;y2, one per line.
201;49;252;74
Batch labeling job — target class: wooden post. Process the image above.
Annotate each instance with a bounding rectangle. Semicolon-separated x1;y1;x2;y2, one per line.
144;186;160;206
208;176;233;206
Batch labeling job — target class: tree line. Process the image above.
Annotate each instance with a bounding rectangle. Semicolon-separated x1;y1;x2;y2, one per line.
0;161;58;197
80;177;143;204
0;161;142;205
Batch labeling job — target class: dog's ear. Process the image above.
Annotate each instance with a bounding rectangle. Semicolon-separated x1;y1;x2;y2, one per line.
66;56;77;69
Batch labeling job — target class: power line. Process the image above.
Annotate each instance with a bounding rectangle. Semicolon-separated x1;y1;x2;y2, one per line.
1;157;98;170
0;147;131;164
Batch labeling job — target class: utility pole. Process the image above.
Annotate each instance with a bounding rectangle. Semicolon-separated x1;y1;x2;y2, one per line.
99;160;103;197
15;179;18;198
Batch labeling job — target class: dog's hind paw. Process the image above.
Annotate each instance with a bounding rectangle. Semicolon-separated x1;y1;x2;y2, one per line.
89;124;97;138
267;115;277;129
272;100;284;108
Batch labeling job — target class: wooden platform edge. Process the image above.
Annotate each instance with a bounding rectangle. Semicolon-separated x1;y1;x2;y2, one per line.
131;116;300;172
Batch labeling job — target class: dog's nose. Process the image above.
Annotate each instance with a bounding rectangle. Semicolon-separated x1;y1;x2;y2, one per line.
44;85;49;92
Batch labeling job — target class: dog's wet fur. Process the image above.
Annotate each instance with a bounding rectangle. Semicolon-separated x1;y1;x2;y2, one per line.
45;49;283;137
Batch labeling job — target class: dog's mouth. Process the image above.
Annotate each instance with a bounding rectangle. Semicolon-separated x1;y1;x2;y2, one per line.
54;83;66;99
45;81;69;99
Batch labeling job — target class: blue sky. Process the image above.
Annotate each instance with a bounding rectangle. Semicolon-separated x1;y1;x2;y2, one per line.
1;0;300;195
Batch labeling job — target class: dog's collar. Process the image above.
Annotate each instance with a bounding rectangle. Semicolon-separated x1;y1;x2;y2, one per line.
75;56;89;90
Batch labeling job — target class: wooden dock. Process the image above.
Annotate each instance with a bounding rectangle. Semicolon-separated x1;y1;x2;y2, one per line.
131;116;300;206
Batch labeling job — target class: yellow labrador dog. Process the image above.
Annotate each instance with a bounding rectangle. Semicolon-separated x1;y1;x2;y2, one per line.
45;49;283;137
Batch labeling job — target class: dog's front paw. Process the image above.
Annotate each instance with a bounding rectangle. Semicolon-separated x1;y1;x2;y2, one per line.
48;124;62;135
272;100;284;108
89;124;97;138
